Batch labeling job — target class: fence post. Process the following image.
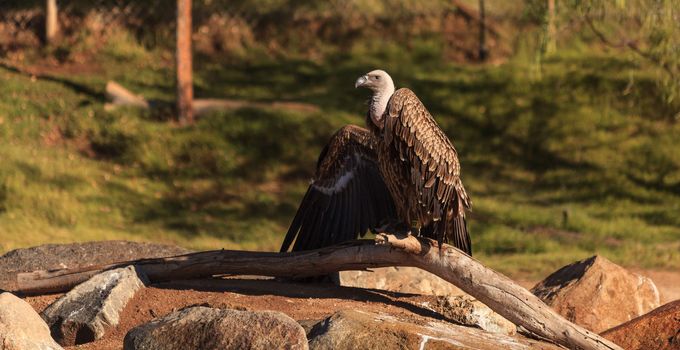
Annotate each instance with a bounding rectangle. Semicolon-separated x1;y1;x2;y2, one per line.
176;0;194;125
45;0;58;45
478;0;488;61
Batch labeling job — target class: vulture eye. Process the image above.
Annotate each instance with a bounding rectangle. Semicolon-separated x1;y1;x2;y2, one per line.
375;76;380;80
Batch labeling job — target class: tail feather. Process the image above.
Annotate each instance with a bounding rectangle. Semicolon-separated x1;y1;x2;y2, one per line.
450;215;472;256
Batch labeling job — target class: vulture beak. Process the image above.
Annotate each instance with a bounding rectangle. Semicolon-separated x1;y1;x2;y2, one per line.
354;75;368;88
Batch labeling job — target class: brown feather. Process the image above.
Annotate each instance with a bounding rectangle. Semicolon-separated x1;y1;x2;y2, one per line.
380;88;472;255
281;125;397;253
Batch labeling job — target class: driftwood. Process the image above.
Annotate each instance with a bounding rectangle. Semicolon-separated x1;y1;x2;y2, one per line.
17;235;621;350
104;81;319;116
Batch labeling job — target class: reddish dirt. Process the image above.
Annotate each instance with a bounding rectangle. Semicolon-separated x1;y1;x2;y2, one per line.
21;269;680;349
24;278;447;350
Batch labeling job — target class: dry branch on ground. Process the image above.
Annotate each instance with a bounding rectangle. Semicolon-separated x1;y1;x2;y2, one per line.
17;235;622;350
105;81;319;116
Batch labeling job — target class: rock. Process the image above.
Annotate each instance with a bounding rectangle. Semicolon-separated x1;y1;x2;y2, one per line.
41;265;148;346
433;295;516;335
0;240;189;291
532;255;660;332
297;319;322;335
602;300;680;350
0;292;63;350
307;309;560;350
124;306;308;350
339;266;466;296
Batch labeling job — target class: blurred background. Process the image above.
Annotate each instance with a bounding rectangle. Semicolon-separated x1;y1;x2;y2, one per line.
0;0;678;279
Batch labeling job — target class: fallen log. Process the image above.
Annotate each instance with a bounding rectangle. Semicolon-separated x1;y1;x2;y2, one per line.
104;81;150;110
104;81;319;116
16;235;622;350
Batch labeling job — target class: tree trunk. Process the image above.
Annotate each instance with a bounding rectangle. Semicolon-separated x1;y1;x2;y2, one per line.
478;0;488;61
546;0;557;54
17;235;621;350
45;0;58;45
176;0;194;125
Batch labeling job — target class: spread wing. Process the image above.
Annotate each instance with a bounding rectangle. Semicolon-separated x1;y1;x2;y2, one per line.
280;125;397;252
384;88;472;254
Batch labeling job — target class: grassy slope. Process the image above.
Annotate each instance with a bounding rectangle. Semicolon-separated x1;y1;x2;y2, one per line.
1;38;679;278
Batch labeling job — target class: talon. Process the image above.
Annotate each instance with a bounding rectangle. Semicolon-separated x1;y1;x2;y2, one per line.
374;233;389;245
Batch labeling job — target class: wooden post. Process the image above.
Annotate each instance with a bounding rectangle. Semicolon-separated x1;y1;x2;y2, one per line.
478;0;488;61
45;0;58;45
176;0;194;125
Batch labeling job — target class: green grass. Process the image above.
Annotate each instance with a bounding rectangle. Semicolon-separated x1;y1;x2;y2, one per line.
0;36;679;279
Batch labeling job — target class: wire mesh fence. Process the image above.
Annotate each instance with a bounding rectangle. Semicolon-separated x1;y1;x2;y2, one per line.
0;0;509;62
1;0;172;51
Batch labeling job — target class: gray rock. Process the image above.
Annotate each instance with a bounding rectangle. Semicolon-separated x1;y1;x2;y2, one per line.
41;265;148;346
532;255;661;332
339;266;466;296
308;309;559;350
0;240;189;291
124;306;308;350
433;295;516;335
0;292;63;350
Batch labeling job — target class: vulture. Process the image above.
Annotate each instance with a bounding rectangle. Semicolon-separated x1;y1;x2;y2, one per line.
280;70;472;255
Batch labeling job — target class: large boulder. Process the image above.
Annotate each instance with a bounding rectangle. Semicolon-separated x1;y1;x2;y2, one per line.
124;306;308;350
0;292;63;350
339;266;465;296
307;309;560;350
41;265;148;346
602;300;680;350
0;241;189;291
532;255;660;332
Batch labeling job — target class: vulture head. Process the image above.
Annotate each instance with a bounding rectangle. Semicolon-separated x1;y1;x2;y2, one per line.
355;70;396;125
354;69;394;93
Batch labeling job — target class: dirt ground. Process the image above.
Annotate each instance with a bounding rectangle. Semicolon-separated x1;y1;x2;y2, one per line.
23;268;680;350
26;278;449;350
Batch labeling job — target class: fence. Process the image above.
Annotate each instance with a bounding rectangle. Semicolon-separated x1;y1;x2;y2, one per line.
0;0;508;124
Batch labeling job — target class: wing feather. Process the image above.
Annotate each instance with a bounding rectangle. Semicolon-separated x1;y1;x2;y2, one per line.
383;88;472;254
281;125;397;252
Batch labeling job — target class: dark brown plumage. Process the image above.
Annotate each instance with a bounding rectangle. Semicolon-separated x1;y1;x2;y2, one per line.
280;70;472;255
279;125;397;252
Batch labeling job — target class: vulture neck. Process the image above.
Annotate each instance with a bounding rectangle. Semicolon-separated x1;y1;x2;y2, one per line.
369;85;395;128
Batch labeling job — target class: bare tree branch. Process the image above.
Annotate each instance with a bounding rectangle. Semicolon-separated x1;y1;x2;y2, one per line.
16;236;621;350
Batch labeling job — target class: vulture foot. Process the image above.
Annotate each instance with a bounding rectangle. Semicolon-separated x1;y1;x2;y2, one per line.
374;232;424;254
